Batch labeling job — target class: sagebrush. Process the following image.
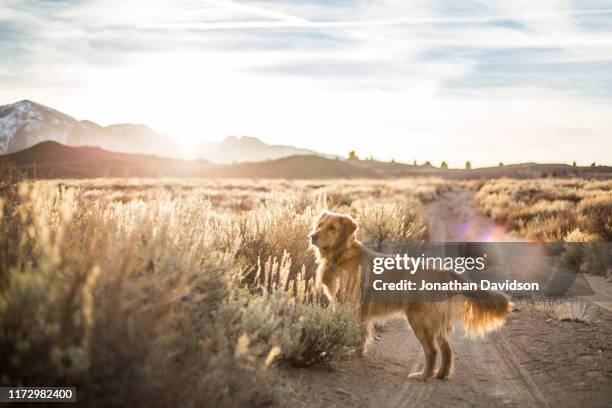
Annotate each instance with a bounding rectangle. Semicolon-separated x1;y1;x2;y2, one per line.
0;177;441;406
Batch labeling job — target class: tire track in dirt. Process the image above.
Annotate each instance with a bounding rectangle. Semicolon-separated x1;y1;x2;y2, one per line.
583;275;612;312
289;188;609;407
424;188;551;407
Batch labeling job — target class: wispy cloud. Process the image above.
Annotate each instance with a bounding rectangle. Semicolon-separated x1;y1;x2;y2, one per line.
149;6;612;30
198;0;308;23
1;0;611;165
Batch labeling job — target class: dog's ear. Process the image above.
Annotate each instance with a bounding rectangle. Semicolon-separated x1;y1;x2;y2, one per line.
344;215;357;234
339;215;357;243
314;211;330;226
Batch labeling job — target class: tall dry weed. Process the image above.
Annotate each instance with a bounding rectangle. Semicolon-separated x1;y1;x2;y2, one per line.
1;177;437;405
475;178;612;274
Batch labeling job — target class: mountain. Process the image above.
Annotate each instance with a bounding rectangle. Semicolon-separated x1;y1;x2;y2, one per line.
350;159;612;179
198;136;330;164
5;142;611;180
0;100;332;163
0;142;372;179
0;100;178;157
204;154;377;178
1;142;373;179
2;141;209;178
1;100;78;153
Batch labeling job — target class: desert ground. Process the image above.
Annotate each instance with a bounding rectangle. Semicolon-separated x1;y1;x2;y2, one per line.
0;174;611;407
285;188;612;408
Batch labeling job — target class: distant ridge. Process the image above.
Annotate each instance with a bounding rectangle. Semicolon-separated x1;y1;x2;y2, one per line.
197;136;331;164
3;141;209;178
0;100;332;163
204;155;377;179
0;100;178;157
1;142;373;179
2;142;611;180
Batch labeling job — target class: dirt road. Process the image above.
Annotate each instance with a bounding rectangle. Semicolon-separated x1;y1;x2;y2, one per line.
286;189;612;408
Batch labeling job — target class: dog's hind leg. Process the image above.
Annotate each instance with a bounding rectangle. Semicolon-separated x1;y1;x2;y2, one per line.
406;313;438;381
355;320;372;357
435;334;453;379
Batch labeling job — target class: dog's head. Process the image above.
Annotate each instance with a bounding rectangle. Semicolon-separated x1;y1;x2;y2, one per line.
310;211;358;252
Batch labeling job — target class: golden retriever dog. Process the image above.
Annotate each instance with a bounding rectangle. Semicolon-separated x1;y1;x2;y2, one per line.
310;211;511;381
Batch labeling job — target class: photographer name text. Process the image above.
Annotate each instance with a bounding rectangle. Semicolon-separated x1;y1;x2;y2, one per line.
372;279;539;291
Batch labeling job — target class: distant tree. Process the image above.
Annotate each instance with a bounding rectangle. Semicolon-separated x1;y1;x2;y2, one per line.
440;161;448;169
498;162;504;167
424;161;432;167
591;162;596;167
348;150;358;160
413;159;417;166
572;161;577;167
465;161;472;170
390;158;395;163
365;155;374;161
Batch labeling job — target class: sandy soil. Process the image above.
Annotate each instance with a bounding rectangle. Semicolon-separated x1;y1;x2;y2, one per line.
285;188;612;408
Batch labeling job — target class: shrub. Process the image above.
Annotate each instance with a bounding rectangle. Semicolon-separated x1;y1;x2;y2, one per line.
0;159;24;189
0;177;439;404
577;195;612;241
219;288;361;367
475;179;612;275
233;192;322;285
0;183;279;406
556;302;594;323
355;200;427;251
562;231;611;275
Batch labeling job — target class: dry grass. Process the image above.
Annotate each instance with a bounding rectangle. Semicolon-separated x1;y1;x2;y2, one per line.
475;178;612;242
556;302;595;323
518;298;595;323
475;179;612;276
0;176;446;406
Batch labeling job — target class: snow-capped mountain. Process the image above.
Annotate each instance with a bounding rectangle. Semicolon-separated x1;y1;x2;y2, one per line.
0;100;77;153
0;100;179;157
0;100;330;162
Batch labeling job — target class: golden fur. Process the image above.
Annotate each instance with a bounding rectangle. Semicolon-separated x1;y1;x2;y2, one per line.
310;211;511;381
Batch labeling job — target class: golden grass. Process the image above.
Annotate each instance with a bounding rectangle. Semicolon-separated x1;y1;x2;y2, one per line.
556;302;595;323
474;178;612;277
0;176;448;406
517;299;594;323
475;178;612;242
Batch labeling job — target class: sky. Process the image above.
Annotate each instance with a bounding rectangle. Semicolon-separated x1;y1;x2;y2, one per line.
1;0;612;166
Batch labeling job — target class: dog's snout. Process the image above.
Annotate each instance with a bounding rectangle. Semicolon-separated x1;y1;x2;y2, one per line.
310;232;319;243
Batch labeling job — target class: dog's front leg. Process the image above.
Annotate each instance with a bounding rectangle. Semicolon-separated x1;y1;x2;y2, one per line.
318;282;334;307
318;266;339;306
354;305;373;357
354;320;372;357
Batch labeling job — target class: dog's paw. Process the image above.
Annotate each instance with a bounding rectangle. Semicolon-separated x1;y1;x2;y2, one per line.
435;371;451;380
353;345;366;357
408;371;433;381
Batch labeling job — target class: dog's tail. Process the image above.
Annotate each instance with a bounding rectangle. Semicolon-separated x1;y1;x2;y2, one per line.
454;275;512;337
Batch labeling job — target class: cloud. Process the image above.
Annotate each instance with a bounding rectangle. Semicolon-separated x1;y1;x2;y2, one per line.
199;0;308;23
1;0;611;165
